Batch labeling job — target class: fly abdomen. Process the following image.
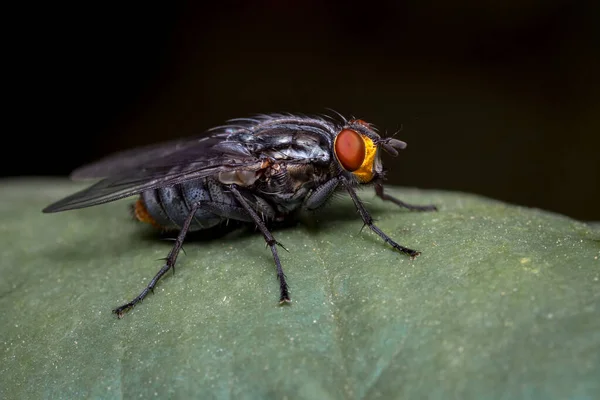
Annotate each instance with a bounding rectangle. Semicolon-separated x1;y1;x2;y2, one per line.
138;178;223;231
136;176;279;232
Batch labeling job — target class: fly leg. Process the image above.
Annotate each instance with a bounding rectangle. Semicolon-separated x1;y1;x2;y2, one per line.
302;178;339;211
112;202;201;318
375;182;437;212
341;179;421;257
229;184;291;303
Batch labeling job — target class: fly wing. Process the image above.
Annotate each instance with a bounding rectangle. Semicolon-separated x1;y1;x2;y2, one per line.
43;114;339;213
43;133;260;213
69;137;198;181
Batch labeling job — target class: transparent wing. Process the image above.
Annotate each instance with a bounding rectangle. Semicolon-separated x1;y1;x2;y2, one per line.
69;137;199;181
43;133;260;213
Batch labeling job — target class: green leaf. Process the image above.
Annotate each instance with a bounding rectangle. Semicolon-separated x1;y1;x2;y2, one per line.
1;178;598;399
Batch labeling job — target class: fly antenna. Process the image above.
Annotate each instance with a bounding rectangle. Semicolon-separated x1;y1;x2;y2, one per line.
380;137;407;157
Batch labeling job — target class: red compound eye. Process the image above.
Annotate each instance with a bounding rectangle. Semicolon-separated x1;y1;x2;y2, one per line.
334;129;366;172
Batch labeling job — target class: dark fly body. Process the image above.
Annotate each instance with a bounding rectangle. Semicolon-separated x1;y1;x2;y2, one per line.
43;113;437;318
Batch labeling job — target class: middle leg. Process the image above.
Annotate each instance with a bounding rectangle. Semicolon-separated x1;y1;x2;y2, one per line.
228;184;291;303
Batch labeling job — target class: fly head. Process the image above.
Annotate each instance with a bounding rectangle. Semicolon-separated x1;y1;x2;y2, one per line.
332;119;407;185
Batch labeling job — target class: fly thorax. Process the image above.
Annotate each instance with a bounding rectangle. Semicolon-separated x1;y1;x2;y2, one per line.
257;162;293;194
253;162;320;213
218;169;259;186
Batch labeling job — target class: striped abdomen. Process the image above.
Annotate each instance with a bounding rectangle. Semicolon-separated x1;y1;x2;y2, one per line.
133;178;228;231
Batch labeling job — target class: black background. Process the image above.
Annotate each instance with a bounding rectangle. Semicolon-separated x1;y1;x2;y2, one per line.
9;1;600;220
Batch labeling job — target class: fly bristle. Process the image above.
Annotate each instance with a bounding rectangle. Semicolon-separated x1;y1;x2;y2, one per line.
323;108;348;124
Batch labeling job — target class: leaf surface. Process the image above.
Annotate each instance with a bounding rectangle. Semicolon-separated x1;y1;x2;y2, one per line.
1;179;598;399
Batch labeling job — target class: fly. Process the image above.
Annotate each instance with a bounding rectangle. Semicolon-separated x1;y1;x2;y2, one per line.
43;113;437;318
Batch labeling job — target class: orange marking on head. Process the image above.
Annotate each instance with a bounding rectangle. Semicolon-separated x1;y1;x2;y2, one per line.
133;198;161;228
352;134;377;183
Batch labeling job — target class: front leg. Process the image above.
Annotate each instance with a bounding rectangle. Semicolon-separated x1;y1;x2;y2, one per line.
341;178;421;257
302;177;339;211
375;182;437;212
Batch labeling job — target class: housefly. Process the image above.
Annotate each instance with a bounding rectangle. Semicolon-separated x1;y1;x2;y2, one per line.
43;113;437;318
